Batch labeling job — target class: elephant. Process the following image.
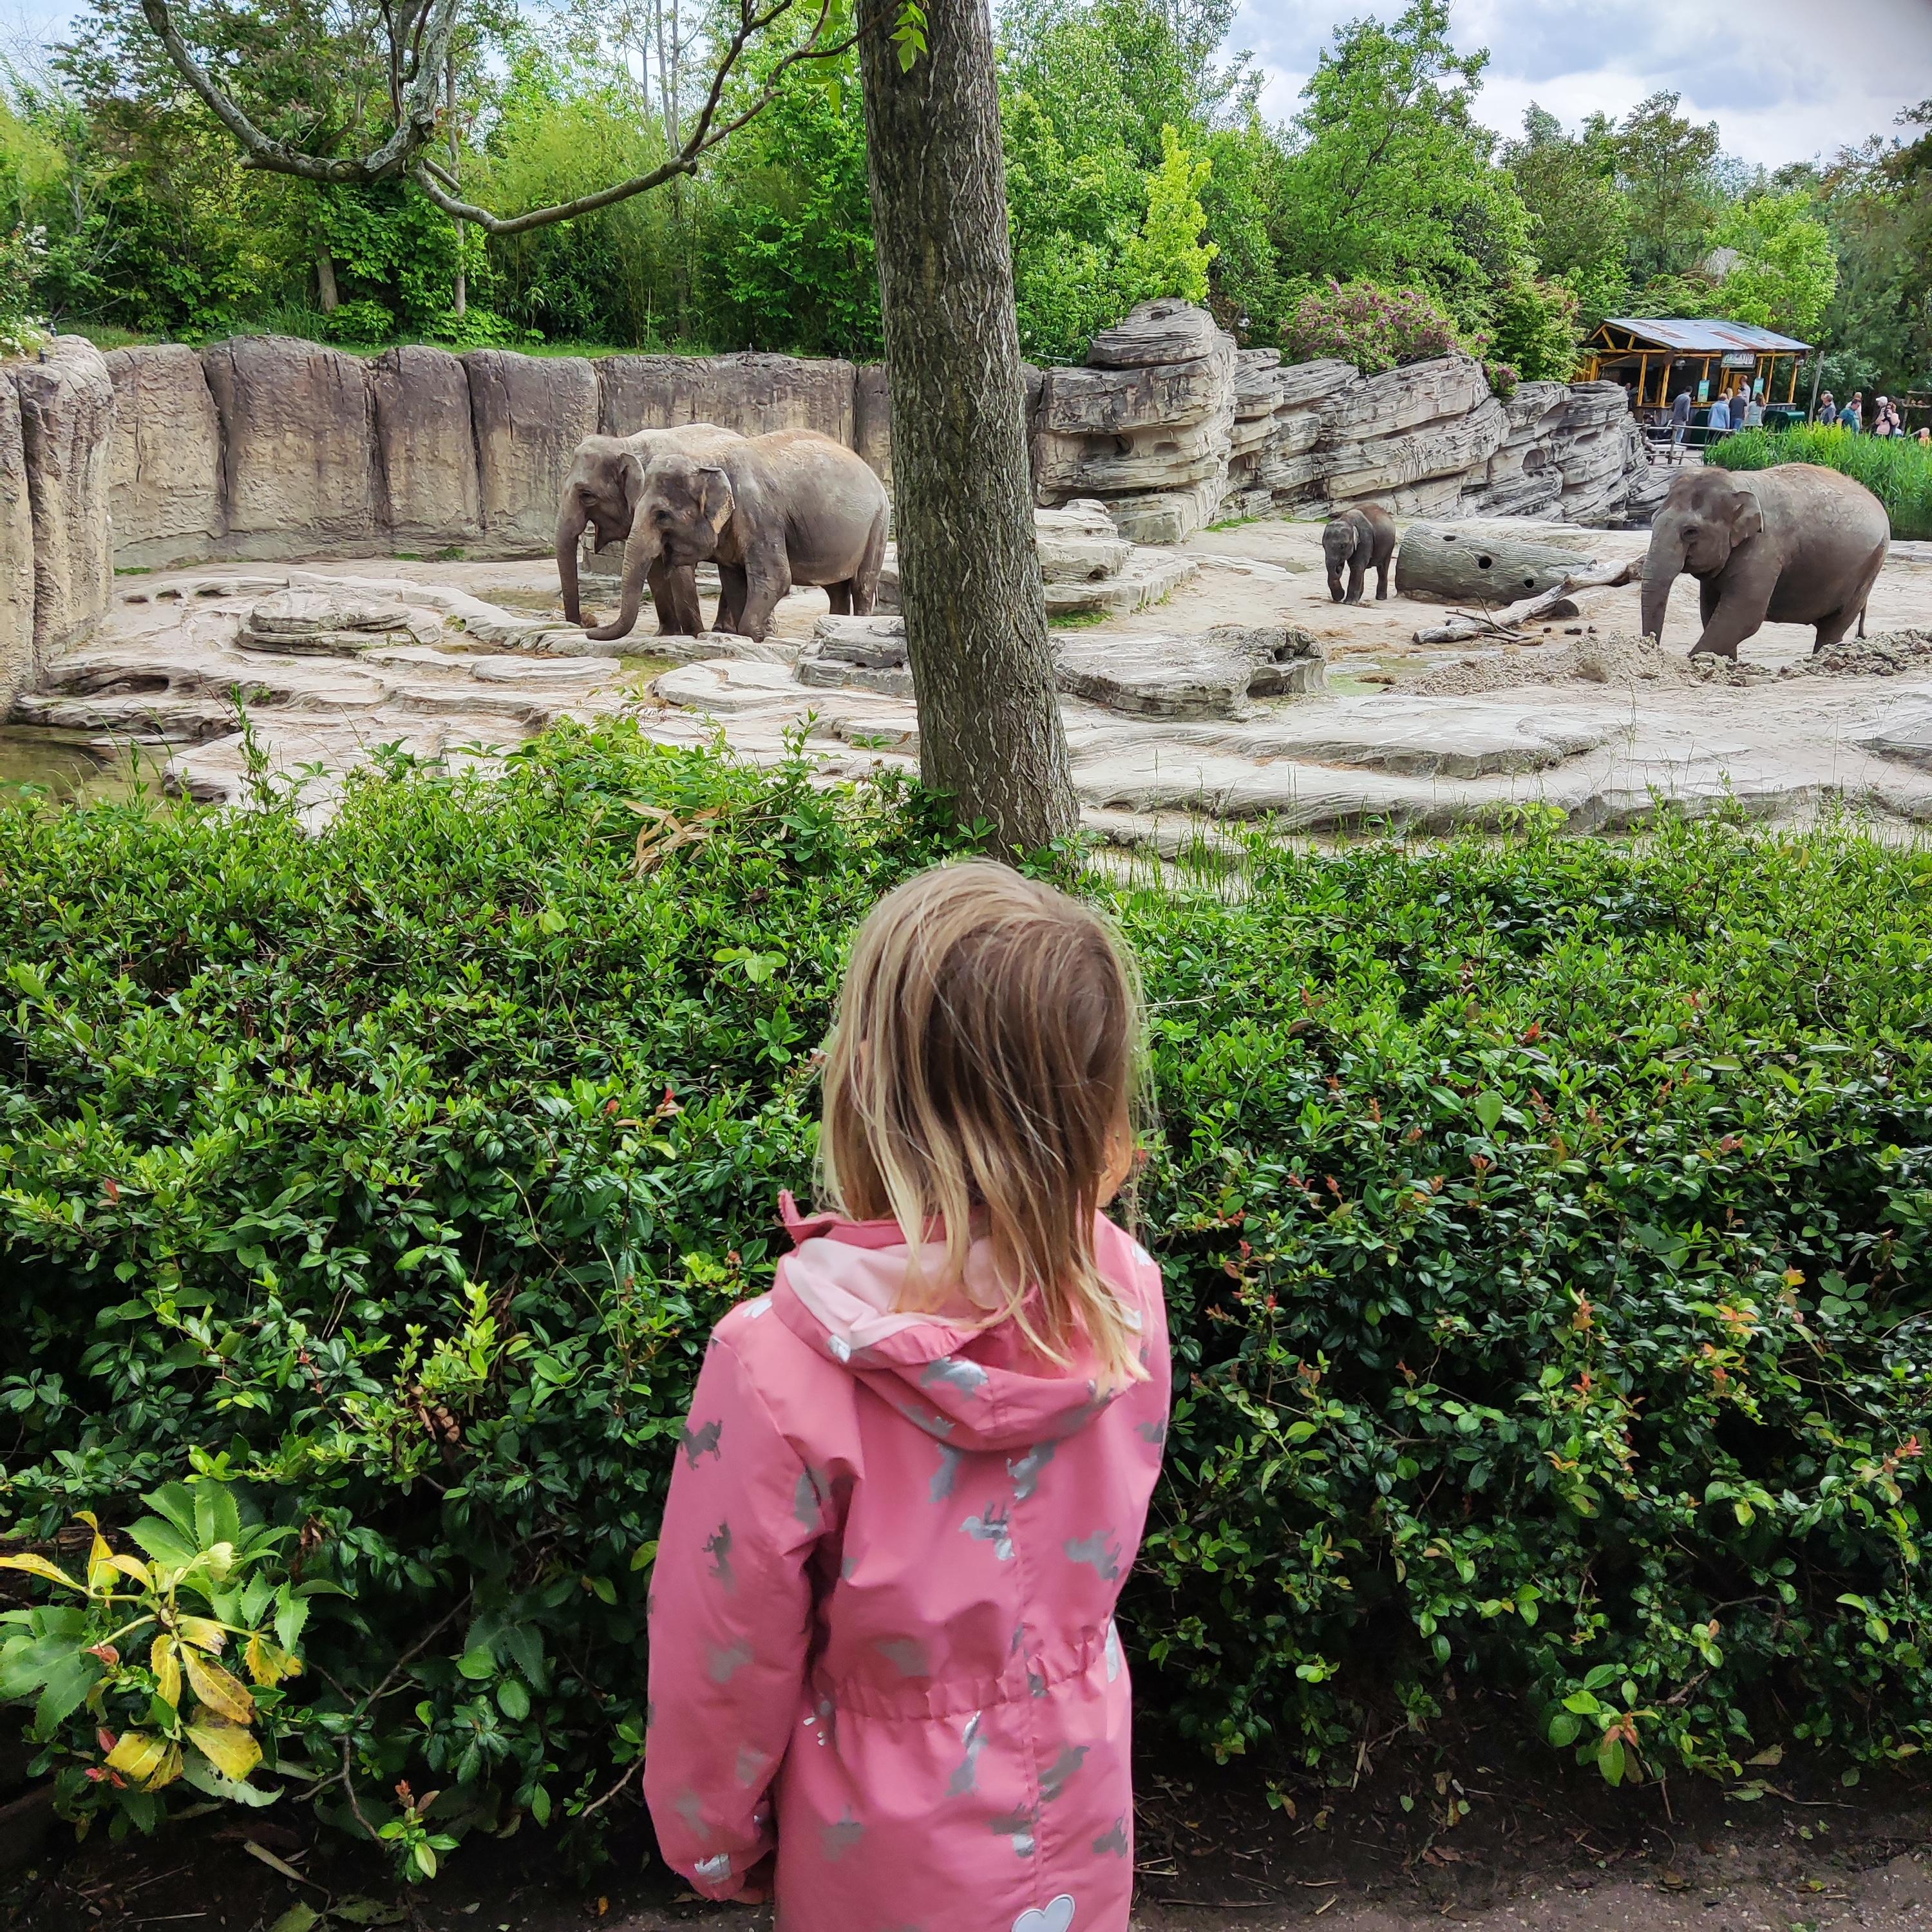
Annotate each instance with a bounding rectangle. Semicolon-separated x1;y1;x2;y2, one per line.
589;428;890;645
556;424;746;637
1640;463;1889;659
1322;503;1397;603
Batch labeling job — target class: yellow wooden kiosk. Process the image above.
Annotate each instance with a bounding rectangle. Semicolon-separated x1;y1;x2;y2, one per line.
1580;317;1811;416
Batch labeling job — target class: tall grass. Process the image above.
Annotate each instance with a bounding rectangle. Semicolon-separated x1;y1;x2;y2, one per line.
1711;422;1932;540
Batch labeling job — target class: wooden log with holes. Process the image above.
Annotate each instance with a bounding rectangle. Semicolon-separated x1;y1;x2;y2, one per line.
1393;522;1603;605
1410;558;1640;645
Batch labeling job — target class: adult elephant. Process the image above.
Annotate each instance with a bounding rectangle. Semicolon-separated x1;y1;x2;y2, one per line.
1640;464;1889;659
556;424;746;637
588;430;889;645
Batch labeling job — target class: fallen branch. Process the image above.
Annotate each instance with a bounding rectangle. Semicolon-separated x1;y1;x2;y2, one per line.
1412;558;1639;645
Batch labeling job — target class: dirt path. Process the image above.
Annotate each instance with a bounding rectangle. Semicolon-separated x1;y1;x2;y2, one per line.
9;1768;1930;1932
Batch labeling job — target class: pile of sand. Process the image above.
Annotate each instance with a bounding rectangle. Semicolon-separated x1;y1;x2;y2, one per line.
1784;629;1932;679
1401;633;1756;697
1403;629;1932;697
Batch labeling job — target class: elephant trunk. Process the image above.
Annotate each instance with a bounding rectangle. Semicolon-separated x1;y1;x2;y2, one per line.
1326;566;1345;603
556;500;589;627
585;516;656;643
1639;536;1682;642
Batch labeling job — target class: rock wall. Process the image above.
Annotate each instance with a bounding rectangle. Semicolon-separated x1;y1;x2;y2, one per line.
93;308;1653;584
1038;299;1654;543
0;308;1655;714
14;337;113;695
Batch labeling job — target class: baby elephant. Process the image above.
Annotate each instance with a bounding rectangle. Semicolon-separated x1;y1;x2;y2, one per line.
1323;504;1397;603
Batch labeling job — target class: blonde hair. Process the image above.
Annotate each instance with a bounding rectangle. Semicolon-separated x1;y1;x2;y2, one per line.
820;860;1148;1386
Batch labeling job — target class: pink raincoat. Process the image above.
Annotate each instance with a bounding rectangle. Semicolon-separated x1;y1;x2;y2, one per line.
645;1197;1170;1932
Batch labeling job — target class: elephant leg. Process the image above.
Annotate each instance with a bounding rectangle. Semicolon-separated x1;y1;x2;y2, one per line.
1813;607;1859;650
649;561;702;637
1690;593;1768;660
714;564;748;636
1374;555;1390;600
735;553;792;642
647;559;682;635
1345;559;1367;604
825;580;853;616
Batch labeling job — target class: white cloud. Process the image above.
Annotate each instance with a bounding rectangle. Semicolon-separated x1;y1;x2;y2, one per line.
1237;0;1932;168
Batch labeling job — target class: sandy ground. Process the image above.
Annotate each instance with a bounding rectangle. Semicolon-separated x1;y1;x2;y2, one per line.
12;519;1932;835
1161;516;1932;688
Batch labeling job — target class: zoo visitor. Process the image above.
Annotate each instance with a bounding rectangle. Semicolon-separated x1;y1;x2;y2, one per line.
643;862;1171;1932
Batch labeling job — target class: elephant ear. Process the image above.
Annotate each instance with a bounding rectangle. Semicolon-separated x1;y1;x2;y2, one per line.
696;466;734;535
1727;486;1765;545
616;450;649;523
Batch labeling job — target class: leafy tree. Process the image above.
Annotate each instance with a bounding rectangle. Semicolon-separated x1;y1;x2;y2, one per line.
1198;115;1289;337
1501;104;1630;326
1122;121;1215;304
473;43;692;345
1273;0;1532;327
1802;102;1932;399
1613;91;1725;292
1705;189;1837;337
700;50;880;354
1487;274;1580;382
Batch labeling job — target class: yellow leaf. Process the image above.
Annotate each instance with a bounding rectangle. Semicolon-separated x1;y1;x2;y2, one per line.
85;1517;115;1589
176;1615;229;1654
107;1730;182;1788
106;1554;153;1588
244;1633;302;1687
0;1552;82;1591
182;1646;256;1724
186;1721;261;1783
151;1636;182;1711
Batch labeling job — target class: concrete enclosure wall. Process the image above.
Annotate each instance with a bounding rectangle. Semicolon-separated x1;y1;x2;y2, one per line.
1;336;113;715
0;303;1653;714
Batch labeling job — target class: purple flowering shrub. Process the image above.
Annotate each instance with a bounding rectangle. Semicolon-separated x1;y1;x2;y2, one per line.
1280;279;1477;374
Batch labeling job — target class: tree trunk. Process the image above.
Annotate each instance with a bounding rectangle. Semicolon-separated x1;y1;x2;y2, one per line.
1392;523;1601;605
446;49;466;319
314;245;339;314
856;0;1076;855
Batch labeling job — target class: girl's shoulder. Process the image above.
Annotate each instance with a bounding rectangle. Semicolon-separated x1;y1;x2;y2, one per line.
1094;1212;1168;1333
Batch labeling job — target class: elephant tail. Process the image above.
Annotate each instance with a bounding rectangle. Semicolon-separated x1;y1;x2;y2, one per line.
851;503;890;616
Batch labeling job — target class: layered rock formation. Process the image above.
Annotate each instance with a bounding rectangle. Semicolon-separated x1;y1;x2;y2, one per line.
0;305;1657;715
1039;308;1656;541
1032;299;1238;544
0;337;113;710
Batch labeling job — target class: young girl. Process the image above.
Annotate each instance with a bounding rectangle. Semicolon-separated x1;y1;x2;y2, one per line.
645;861;1170;1932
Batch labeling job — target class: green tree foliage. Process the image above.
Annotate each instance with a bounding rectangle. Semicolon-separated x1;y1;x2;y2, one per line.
1705;190;1838;337
1122;122;1216;305
1613;91;1726;294
1271;0;1533;328
1501;105;1631;327
1800;103;1932;402
1486;275;1582;383
699;54;880;357
0;0;1919;401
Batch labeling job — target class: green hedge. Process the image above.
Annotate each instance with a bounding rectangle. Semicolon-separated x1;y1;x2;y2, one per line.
1710;423;1932;540
3;726;1929;1863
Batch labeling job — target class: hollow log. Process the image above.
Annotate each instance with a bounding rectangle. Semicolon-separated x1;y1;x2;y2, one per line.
1394;523;1602;605
1410;559;1638;644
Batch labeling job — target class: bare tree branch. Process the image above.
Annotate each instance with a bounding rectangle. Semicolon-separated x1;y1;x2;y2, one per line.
139;0;862;234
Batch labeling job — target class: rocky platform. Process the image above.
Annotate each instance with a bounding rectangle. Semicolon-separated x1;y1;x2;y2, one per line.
14;521;1932;843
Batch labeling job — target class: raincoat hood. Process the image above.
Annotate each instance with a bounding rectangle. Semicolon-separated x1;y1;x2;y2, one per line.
770;1191;1126;1454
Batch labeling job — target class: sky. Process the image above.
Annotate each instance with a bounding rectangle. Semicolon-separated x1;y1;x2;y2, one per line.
4;0;1932;171
1238;0;1932;169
